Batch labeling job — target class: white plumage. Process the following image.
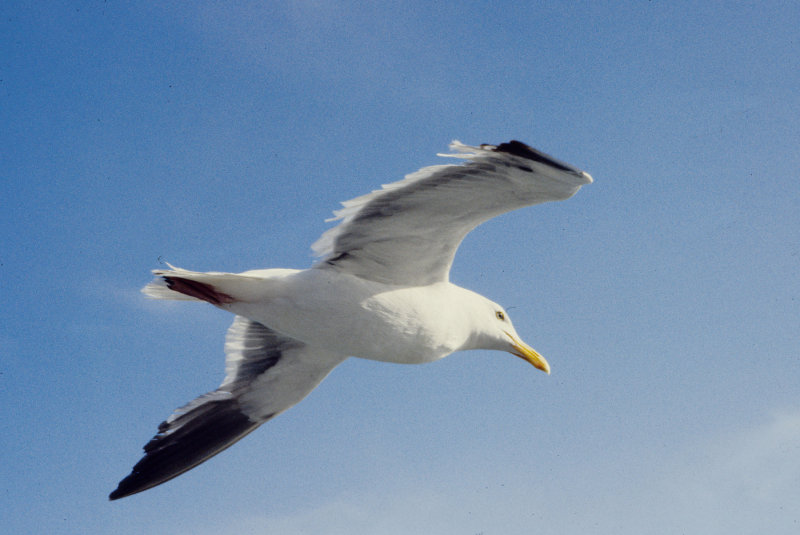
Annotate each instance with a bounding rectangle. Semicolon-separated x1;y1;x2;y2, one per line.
110;140;592;500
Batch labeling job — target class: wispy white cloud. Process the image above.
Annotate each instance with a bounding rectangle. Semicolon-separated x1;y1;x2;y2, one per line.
702;408;800;501
594;407;800;534
654;407;800;533
181;408;800;535
185;484;548;535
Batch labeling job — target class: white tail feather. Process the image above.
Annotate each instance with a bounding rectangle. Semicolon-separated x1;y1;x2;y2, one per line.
140;264;287;303
142;277;199;300
141;264;207;301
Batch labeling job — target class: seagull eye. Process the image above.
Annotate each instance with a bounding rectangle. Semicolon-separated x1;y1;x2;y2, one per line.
495;311;505;321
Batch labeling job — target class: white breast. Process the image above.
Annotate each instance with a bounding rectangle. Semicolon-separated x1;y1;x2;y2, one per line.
233;269;473;364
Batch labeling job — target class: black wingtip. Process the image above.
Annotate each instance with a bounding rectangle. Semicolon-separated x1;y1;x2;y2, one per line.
109;397;262;500
492;140;581;174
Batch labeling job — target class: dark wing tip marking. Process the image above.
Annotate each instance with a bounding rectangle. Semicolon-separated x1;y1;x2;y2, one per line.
492;140;580;174
109;397;263;500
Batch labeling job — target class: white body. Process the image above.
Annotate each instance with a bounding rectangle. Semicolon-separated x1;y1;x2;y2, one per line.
110;140;592;500
211;268;509;364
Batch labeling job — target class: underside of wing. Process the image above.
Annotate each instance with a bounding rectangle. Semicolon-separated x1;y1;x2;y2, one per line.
312;140;592;286
109;317;346;500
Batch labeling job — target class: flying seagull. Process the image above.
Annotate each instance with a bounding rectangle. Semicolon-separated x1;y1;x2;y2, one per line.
109;140;592;500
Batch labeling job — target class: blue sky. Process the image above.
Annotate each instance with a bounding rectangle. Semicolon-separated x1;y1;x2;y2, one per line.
2;1;799;533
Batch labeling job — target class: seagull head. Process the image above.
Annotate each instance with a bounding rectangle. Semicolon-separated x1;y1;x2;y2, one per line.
463;298;550;374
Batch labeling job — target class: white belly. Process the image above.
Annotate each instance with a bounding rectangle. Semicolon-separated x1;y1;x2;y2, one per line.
230;268;467;364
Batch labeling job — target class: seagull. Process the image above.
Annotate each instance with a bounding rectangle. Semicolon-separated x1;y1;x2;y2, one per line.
109;140;592;500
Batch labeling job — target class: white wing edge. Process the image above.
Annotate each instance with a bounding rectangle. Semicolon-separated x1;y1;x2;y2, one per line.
310;140;487;259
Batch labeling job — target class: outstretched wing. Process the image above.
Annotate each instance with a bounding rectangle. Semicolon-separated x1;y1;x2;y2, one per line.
312;140;592;286
109;316;347;500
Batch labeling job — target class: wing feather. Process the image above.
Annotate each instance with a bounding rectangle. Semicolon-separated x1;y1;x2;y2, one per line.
109;317;346;500
312;140;592;285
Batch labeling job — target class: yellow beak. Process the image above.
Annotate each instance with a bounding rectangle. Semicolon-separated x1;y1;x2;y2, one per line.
505;332;550;374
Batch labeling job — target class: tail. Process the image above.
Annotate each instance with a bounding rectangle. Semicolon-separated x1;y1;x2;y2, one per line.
142;264;263;305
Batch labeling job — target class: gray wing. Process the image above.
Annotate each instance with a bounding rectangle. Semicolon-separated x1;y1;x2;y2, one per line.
312;140;592;286
109;316;346;500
